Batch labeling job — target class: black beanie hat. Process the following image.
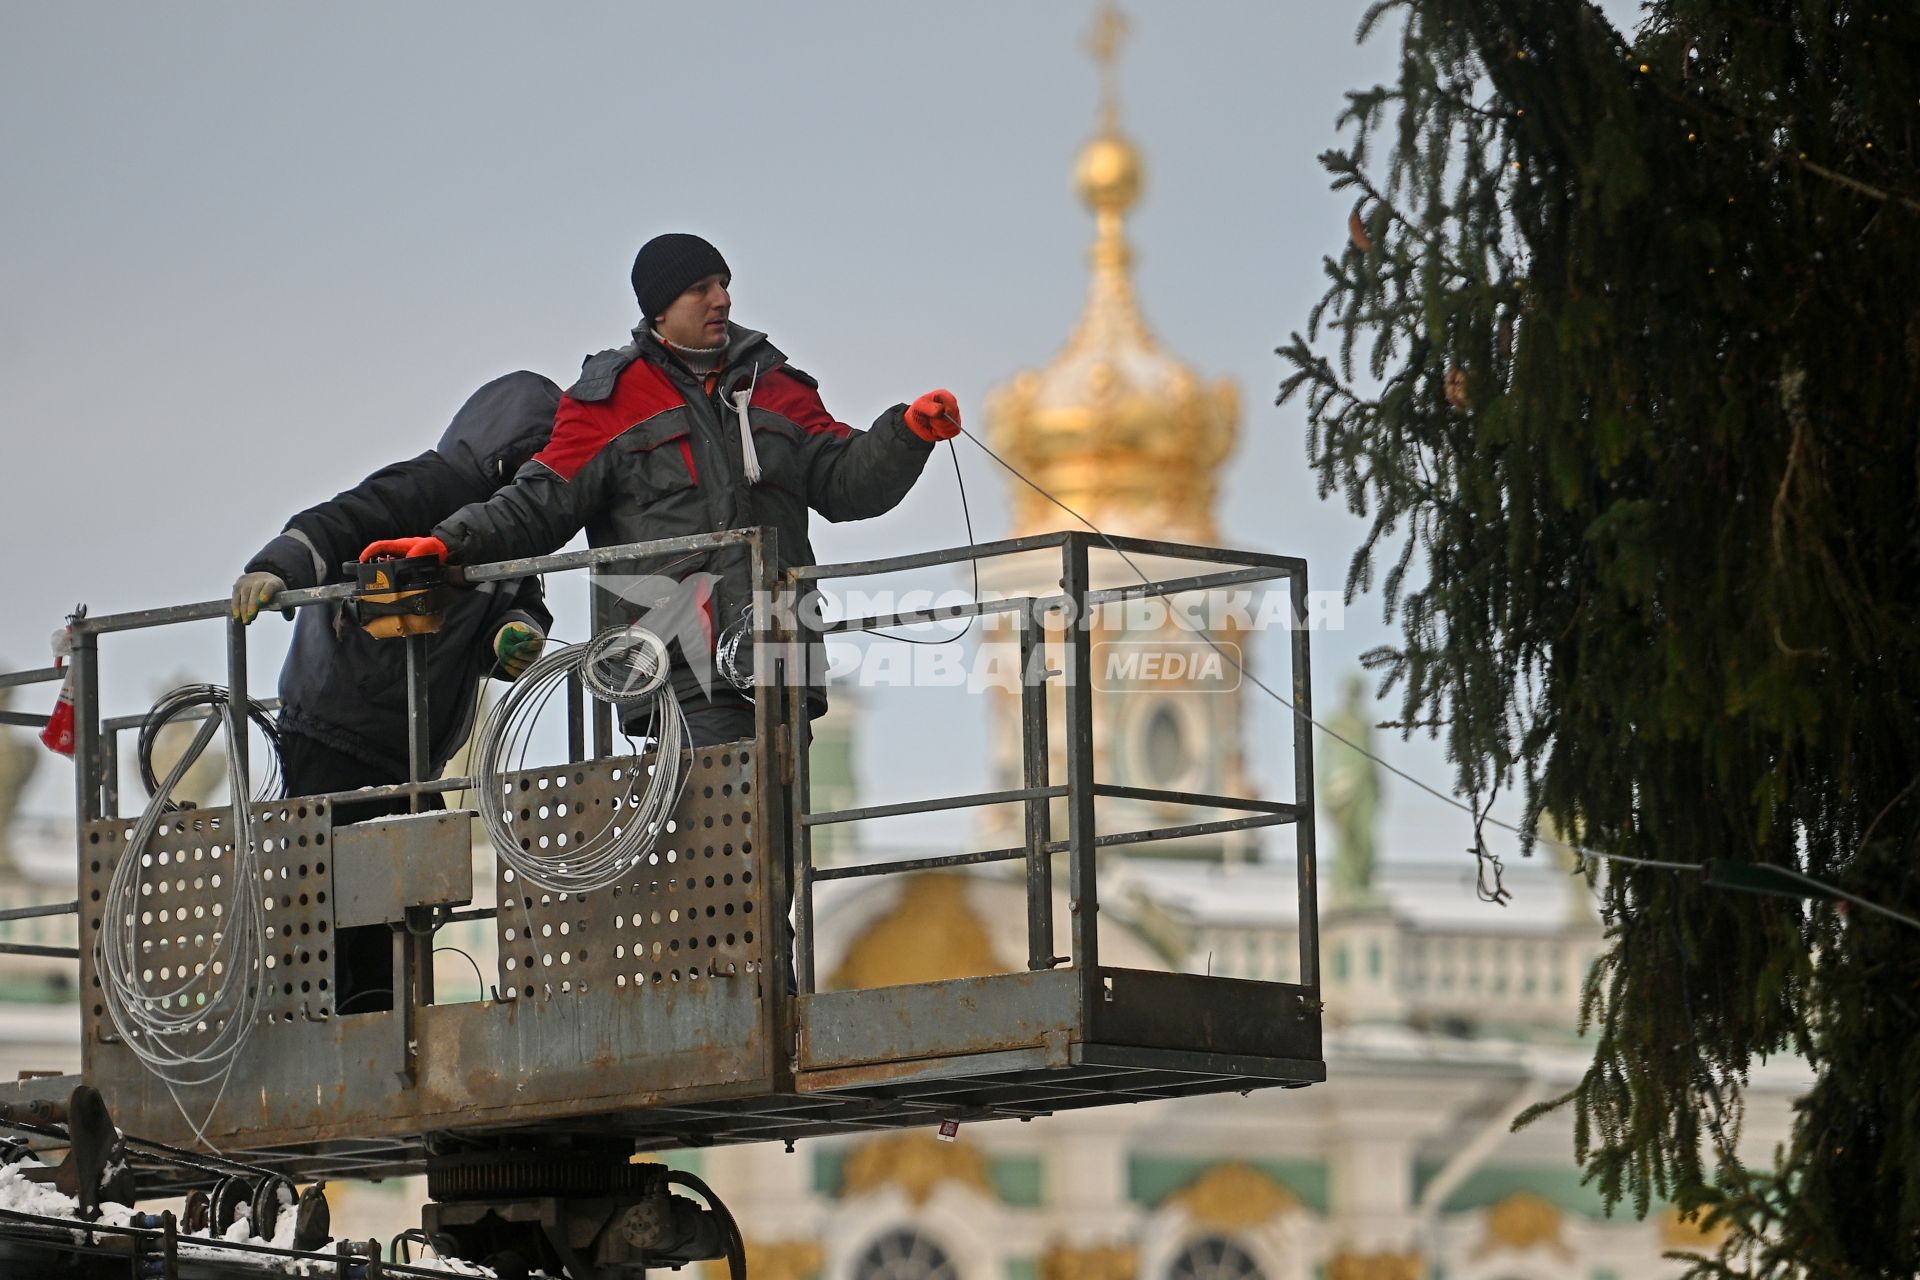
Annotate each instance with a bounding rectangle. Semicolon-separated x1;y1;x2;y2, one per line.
630;233;730;320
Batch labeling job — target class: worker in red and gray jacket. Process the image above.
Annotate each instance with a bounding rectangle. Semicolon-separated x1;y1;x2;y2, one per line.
232;371;561;820
363;233;962;747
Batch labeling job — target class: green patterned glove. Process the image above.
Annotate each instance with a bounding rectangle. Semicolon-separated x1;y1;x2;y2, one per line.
493;621;545;679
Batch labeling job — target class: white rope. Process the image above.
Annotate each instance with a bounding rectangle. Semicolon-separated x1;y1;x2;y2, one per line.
473;625;691;895
731;363;762;484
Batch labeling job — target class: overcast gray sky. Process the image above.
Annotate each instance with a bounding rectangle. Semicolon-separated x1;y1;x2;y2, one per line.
0;2;1638;878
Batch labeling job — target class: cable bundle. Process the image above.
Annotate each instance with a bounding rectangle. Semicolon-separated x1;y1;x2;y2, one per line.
97;685;282;1122
714;604;757;693
133;684;282;806
473;625;691;895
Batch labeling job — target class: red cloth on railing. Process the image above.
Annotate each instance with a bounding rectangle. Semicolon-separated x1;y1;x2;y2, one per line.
40;616;77;757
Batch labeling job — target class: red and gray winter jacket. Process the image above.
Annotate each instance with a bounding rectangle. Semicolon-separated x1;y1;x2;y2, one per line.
432;324;936;711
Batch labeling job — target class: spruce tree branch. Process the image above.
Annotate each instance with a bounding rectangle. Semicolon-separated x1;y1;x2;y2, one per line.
1768;406;1806;570
1788;156;1920;216
1453;95;1520;121
1335;162;1478;280
1857;774;1920;856
1635;66;1920;217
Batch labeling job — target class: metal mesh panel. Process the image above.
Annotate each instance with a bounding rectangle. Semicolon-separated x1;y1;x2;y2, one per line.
493;745;762;1002
79;799;335;1043
255;803;336;1024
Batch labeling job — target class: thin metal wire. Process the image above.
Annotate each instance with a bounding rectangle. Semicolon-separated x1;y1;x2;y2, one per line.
431;946;487;1003
851;437;982;646
953;427;1920;932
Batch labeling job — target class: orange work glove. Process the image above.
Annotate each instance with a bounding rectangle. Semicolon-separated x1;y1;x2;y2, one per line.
360;536;450;563
905;389;962;443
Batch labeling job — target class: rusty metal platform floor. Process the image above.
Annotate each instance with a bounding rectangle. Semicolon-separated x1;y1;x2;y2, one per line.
11;966;1322;1193
93;1051;1322;1192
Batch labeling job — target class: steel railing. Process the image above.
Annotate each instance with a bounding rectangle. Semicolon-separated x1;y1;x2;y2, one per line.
774;529;1318;1005
8;526;1318;1014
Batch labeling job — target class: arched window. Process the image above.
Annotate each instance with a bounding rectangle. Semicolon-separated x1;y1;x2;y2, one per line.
852;1228;961;1280
1166;1236;1264;1280
1142;702;1190;782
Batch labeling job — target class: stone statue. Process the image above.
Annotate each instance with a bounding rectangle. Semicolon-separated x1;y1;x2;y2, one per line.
1319;674;1383;908
0;683;42;876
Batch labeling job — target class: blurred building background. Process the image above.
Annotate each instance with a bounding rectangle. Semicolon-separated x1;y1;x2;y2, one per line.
0;7;1805;1277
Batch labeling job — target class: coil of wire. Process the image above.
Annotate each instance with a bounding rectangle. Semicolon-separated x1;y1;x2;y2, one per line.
472;625;690;895
98;684;281;1093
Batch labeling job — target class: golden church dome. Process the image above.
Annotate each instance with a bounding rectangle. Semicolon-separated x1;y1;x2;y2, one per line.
973;2;1258;872
987;123;1239;542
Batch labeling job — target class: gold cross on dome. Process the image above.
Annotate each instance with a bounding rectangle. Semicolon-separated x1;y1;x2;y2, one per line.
1084;0;1131;131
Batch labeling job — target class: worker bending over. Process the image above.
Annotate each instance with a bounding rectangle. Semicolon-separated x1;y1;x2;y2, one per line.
233;372;561;821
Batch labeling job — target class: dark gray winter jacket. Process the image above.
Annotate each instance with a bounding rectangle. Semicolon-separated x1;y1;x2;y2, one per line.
432;325;934;713
246;371;561;775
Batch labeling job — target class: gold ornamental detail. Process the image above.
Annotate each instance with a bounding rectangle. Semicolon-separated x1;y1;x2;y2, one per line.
840;1132;996;1206
828;874;1004;991
1660;1205;1732;1250
1472;1192;1572;1259
707;1240;823;1280
1165;1163;1302;1231
1039;1241;1138;1280
1325;1252;1424;1280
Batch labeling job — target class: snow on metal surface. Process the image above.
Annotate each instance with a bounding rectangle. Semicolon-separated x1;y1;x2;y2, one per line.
1;1158;507;1276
